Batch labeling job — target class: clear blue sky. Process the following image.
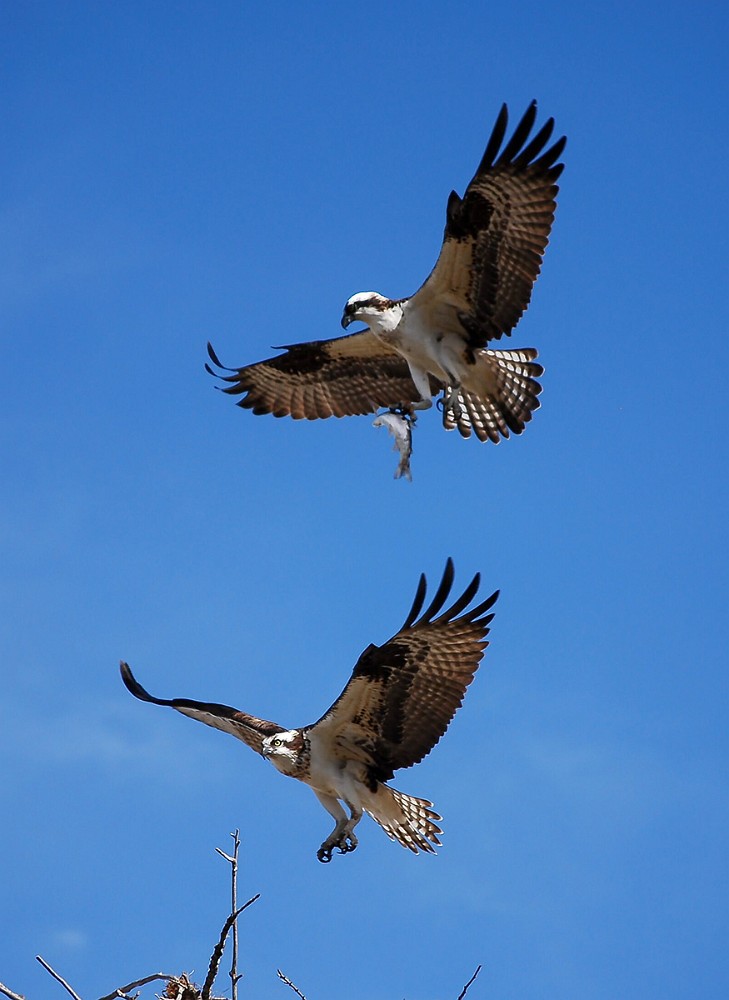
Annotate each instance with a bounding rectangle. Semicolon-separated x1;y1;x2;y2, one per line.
2;2;727;998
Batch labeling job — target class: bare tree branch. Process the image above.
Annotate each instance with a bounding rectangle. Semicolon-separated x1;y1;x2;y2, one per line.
97;973;176;1000
215;830;242;1000
201;895;260;1000
0;981;26;1000
202;909;238;1000
276;970;307;999
35;957;83;1000
456;964;482;1000
8;841;475;1000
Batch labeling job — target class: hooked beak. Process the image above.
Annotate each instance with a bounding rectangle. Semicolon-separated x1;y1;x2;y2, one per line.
341;312;354;330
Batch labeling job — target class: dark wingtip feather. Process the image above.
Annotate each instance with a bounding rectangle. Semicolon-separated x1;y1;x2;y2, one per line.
536;133;567;171
471;588;500;621
402;561;499;630
513;117;555;168
419;558;456;624
401;572;428;630
206;341;223;367
434;571;481;623
206;341;240;373
477;103;509;173
497;101;538;164
119;660;166;705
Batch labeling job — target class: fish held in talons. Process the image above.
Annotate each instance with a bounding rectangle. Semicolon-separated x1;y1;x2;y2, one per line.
373;410;414;481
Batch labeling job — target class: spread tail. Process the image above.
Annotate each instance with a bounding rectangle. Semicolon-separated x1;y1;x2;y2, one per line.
443;347;543;442
364;784;443;854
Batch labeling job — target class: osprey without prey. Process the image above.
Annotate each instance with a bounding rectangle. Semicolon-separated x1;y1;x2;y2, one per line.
121;560;498;861
207;101;565;471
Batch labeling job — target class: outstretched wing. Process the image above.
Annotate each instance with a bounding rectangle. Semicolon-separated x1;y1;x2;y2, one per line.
120;661;284;754
309;560;498;781
410;101;565;348
206;331;426;419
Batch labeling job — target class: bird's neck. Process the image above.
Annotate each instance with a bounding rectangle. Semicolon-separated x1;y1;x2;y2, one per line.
369;302;404;337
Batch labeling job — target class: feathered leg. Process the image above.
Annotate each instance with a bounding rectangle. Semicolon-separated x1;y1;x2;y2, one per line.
313;791;359;862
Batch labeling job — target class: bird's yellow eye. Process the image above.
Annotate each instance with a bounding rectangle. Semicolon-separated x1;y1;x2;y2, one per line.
272;738;282;748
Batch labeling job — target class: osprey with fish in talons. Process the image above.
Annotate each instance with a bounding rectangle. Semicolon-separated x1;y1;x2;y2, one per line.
206;101;565;475
120;559;498;862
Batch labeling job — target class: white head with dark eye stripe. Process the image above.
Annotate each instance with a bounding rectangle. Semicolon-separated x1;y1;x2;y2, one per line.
261;729;304;775
341;292;402;334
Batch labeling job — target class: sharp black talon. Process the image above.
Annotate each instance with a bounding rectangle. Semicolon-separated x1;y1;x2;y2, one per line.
317;847;332;863
389;403;417;424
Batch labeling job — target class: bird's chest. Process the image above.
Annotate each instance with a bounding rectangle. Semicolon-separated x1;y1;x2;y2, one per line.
305;736;350;796
380;310;463;381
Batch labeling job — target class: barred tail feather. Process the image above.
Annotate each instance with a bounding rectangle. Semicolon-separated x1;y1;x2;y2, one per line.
364;785;443;855
443;347;543;443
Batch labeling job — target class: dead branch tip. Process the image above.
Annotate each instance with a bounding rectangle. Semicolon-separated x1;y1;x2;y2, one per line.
456;964;482;1000
35;957;83;1000
0;981;27;1000
276;970;307;999
97;973;176;1000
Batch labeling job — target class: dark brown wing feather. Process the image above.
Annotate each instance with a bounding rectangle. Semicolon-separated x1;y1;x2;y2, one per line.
308;561;498;780
120;661;283;755
206;331;425;419
410;101;565;348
